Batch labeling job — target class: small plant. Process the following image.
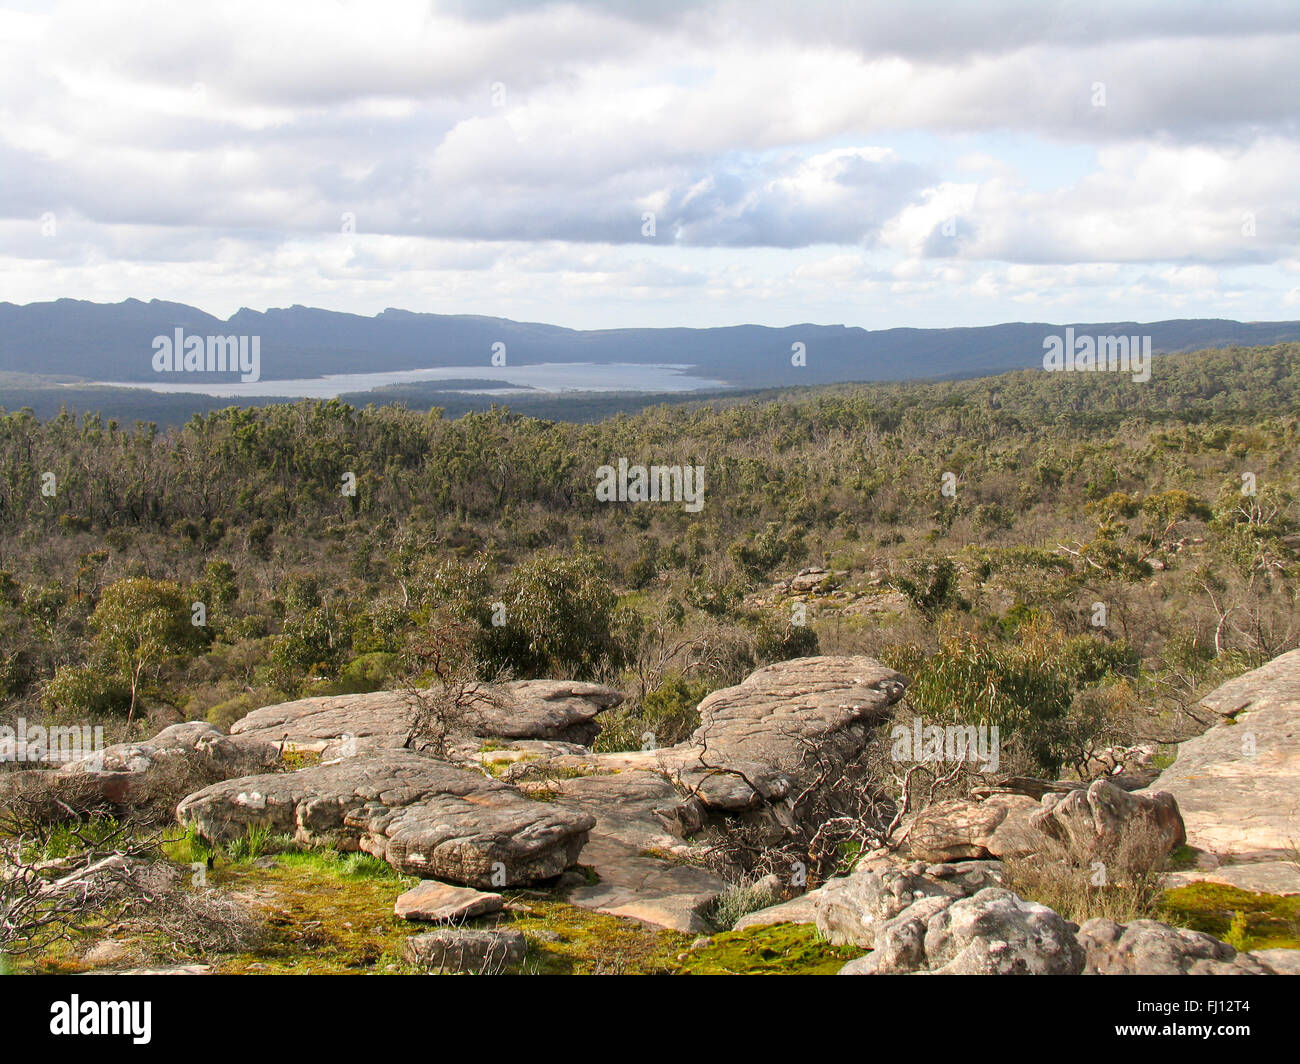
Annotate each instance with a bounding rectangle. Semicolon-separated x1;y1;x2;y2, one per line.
225;821;275;863
1224;909;1251;951
706;879;780;932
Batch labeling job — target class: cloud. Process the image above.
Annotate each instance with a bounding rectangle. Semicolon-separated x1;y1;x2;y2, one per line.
1;0;1298;328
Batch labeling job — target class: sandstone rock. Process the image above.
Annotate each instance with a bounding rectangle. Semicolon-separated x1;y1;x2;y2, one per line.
674;656;907;813
1146;651;1300;892
789;568;835;593
403;927;526;972
60;721;278;778
1199;647;1300;718
904;793;1042;862
394;881;504;923
107;965;213;975
843;887;1084;975
177;749;594;887
814;857;1005;947
1163;861;1300;897
1030;778;1185;856
1250;948;1300;975
1077;918;1275;975
732;893;821;931
0;721;279;818
229;681;624;755
550;771;724;932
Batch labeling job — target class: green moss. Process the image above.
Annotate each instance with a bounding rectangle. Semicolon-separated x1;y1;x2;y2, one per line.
213;854;420;974
674;923;863;975
1163;882;1300;951
501;896;689;974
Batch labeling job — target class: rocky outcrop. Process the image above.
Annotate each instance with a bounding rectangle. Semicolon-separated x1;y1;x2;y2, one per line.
1078;918;1276;975
1146;649;1300;893
902;778;1184;864
1198;647;1300;718
61;721;278;778
479;656;908;931
228;681;623;755
840;887;1085;975
671;656;906;813
177;749;594;887
0;721;279;818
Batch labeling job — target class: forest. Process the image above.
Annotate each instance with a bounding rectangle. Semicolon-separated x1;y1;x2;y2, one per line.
0;341;1296;778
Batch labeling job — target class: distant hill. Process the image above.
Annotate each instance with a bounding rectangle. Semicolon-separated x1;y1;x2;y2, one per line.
3;298;1300;393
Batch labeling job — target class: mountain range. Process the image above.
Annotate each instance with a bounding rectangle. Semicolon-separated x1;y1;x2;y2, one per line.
4;298;1300;392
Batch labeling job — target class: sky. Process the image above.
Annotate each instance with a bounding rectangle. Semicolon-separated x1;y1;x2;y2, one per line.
1;0;1298;330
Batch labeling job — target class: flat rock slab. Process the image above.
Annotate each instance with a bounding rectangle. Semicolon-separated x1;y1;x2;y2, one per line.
1147;655;1300;861
177;750;594;887
551;771;724;933
1199;647;1300;718
228;680;623;754
403;928;526;972
674;655;907;811
1163;861;1300;897
395;881;504;923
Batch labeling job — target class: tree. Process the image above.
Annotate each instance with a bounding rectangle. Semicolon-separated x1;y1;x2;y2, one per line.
485;554;627;680
88;579;197;727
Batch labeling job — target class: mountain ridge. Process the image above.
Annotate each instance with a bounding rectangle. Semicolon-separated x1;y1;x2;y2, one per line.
3;298;1299;390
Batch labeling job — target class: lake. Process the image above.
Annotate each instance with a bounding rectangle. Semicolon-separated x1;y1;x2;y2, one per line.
86;363;732;399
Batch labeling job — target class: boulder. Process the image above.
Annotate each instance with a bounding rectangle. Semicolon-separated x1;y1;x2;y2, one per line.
176;749;594;887
394;881;504;923
903;793;1042;862
1077;918;1275;975
403;927;526;972
841;887;1085;975
1030;778;1185;856
814;857;1004;947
